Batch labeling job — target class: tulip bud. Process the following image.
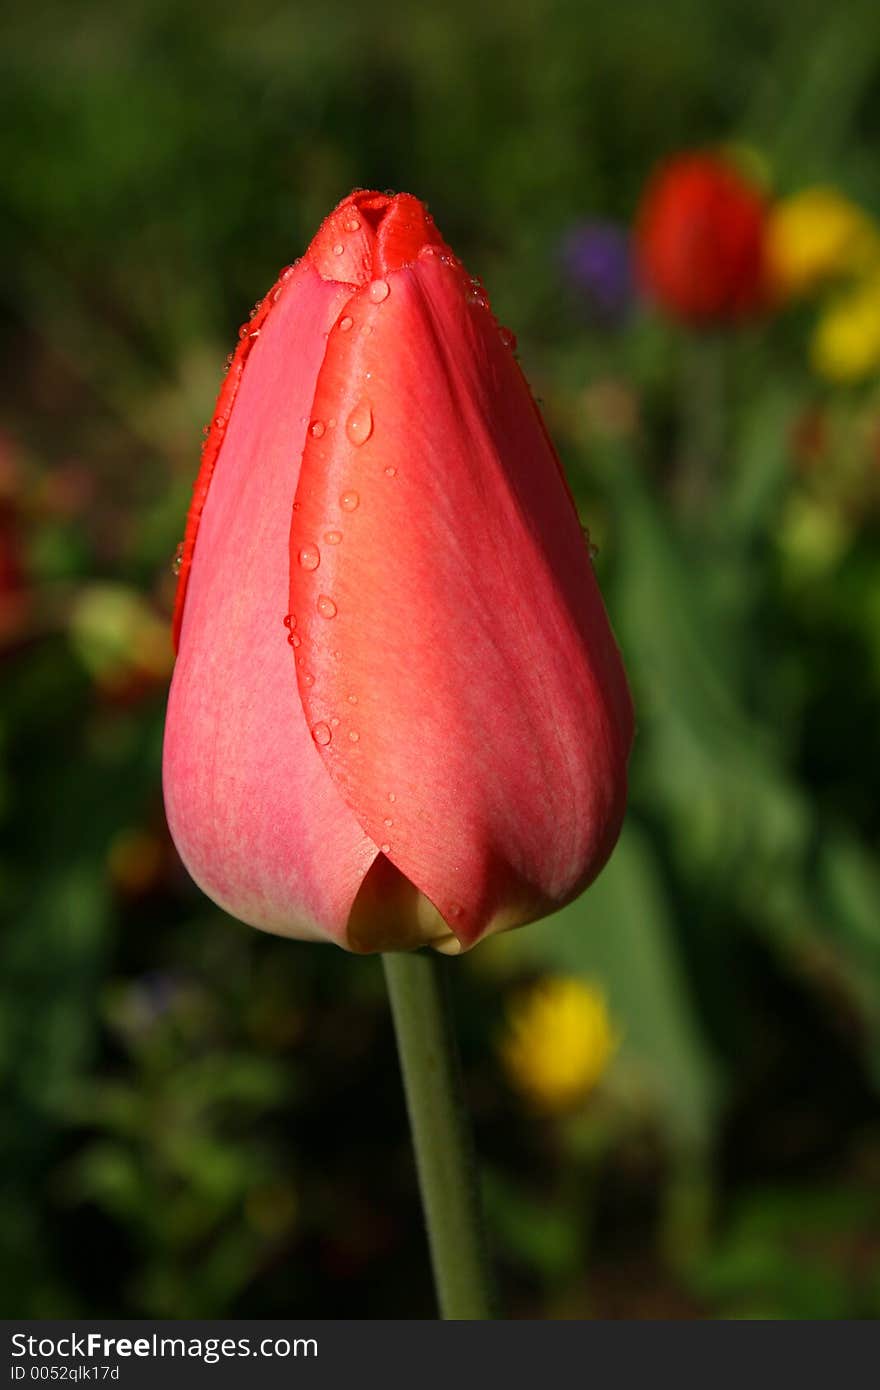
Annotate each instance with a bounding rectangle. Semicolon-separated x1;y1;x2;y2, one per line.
635;153;768;326
163;190;633;954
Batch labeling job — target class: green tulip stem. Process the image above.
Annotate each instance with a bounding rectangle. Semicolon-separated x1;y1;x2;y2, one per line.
382;949;496;1320
677;329;726;522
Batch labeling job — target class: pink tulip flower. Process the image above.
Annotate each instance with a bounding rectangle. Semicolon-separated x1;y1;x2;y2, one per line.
163;190;633;954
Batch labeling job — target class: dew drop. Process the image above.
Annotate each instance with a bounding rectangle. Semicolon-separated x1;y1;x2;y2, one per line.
287;632;301;648
388;792;396;803
499;326;517;350
380;843;391;854
448;903;463;920
298;544;320;571
348;730;360;743
309;420;325;438
312;722;332;746
361;324;372;336
317;594;337;619
340;490;360;512
383;817;394;828
324;529;343;545
171;542;184;577
339;315;353;332
581;525;599;561
368;279;390;303
345;398;373;447
301;671;314;687
344;216;360;233
282;613;296;629
384;466;397;477
332;242;344;257
347;693;358;704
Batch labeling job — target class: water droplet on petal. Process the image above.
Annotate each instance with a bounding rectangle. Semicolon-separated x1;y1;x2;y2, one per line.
499;326;517;350
384;466;397;477
361;324;372;336
309;420;325;438
340;490;359;511
298;544;320;571
301;671;314;687
339;315;353;332
383;817;394;828
380;843;391;854
581;525;599;561
330;716;340;727
332;242;344;257
348;730;360;743
287;632;301;648
388;792;396;803
448;903;463;920
368;279;390;303
282;613;296;629
347;693;358;704
324;529;342;545
312;722;332;746
345;398;373;446
171;542;184;576
317;594;337;619
344;217;360;233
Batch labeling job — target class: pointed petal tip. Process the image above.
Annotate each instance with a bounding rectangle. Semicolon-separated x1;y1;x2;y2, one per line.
307;190;451;285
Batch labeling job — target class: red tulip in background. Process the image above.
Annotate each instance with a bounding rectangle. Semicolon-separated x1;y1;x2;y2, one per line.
635;152;768;325
163;191;633;955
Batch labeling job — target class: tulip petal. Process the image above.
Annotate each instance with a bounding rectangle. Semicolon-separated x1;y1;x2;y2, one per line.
288;250;633;949
163;260;381;942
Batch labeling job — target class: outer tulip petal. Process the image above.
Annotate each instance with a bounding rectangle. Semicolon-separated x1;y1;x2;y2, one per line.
163;260;381;942
288;247;633;950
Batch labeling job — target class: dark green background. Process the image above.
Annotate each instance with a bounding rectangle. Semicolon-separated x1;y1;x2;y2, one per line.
2;0;880;1318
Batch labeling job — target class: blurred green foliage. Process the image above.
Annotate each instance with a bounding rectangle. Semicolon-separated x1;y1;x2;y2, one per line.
2;0;880;1319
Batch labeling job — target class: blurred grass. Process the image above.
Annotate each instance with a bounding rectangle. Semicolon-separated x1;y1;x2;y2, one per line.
2;0;880;1319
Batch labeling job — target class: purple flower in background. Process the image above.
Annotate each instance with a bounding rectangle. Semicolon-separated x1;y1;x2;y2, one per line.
561;221;634;325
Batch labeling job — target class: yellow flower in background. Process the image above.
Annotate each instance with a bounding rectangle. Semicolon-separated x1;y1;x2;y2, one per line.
68;583;173;693
811;274;880;382
775;490;851;582
766;187;879;299
499;977;618;1114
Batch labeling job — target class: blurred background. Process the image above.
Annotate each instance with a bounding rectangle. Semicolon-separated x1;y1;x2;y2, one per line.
3;0;880;1319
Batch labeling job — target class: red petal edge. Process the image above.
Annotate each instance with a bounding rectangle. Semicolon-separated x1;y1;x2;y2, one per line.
172;266;296;651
